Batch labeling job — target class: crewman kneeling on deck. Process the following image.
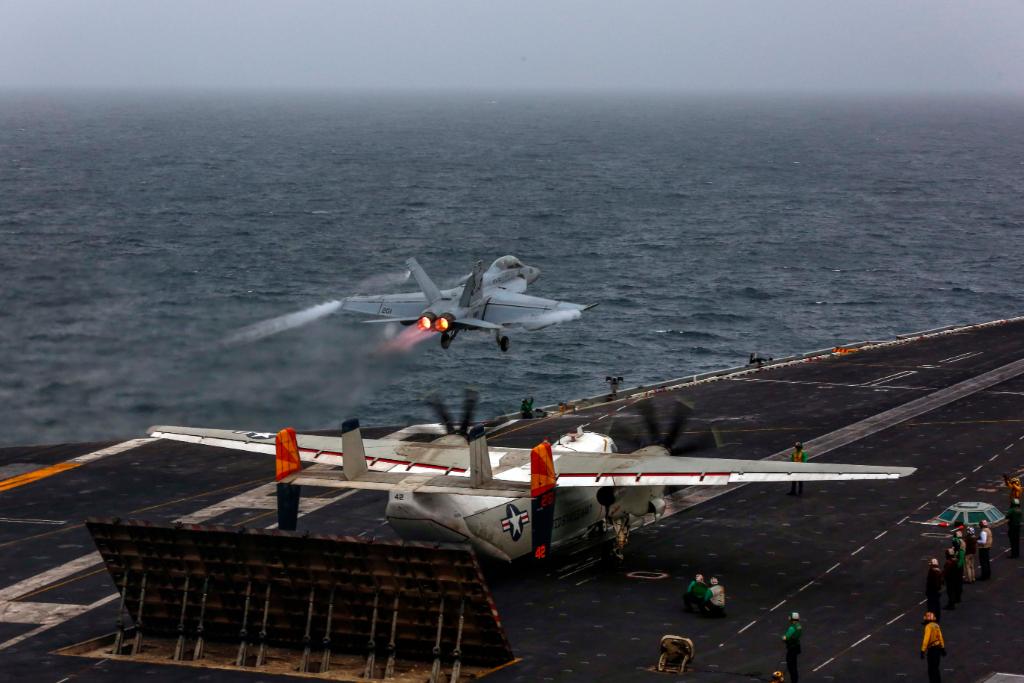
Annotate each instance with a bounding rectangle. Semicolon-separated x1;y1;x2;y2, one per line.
1007;498;1022;558
702;576;726;617
787;442;807;496
920;611;946;683
683;573;708;612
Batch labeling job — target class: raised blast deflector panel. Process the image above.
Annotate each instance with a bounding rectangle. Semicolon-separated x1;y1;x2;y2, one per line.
85;518;514;667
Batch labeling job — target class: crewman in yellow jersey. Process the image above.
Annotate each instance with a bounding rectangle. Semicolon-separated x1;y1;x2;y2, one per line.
787;442;807;496
920;611;946;683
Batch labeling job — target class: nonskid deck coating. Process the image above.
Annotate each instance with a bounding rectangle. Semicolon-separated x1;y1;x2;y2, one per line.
0;318;1022;681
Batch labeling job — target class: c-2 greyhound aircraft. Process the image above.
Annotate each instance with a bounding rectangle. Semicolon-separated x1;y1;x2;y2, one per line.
149;401;916;563
341;256;594;351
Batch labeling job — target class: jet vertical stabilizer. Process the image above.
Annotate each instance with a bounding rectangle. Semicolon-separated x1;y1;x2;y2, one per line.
341;419;368;479
405;257;443;305
458;261;485;308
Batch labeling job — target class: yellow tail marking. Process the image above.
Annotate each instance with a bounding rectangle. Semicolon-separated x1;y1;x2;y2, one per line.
0;462;81;492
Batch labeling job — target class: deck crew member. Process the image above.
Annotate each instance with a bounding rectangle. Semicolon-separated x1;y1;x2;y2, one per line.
683;573;708;612
769;672;785;683
1007;498;1022;558
703;576;726;617
943;549;962;609
920;611;946;683
787;442;807;496
782;612;802;683
963;527;977;583
925;558;943;622
978;519;993;580
1004;473;1022;502
520;396;534;419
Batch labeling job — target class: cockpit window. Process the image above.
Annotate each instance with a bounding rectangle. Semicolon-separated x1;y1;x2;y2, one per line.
492;255;523;270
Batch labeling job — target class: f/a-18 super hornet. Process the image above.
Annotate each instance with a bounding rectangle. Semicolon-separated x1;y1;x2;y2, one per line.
341;255;594;351
149;399;916;563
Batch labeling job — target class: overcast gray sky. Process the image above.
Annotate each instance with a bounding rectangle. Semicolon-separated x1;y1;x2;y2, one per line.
2;0;1022;93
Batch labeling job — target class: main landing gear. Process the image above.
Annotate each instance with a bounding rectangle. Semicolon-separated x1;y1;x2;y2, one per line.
495;330;510;353
440;330;456;349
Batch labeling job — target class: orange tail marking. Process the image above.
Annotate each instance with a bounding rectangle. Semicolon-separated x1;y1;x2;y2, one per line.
275;427;302;481
530;440;556;498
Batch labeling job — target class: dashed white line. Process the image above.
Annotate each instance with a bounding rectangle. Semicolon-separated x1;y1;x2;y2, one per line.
812;656;835;672
850;634;872;649
797;580;815;592
874;530;888;540
915;502;930;511
973;465;984;473
1005;444;1015;451
826;562;841;573
954;477;966;485
769;600;787;612
990;454;1001;461
886;612;906;626
936;488;949;497
897;516;910;525
737;620;758;634
850;545;865;556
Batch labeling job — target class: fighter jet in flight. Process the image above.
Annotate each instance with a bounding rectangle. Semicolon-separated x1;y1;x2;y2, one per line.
341;256;594;351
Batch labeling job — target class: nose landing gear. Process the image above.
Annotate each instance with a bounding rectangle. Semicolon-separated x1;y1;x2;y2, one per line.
496;333;510;352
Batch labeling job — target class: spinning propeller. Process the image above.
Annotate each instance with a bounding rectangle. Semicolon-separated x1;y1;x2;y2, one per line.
633;399;719;456
426;389;480;437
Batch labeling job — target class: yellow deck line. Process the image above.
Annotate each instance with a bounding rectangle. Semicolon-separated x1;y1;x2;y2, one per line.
0;462;80;493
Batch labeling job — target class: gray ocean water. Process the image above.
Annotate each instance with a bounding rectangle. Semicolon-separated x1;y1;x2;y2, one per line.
1;92;1022;447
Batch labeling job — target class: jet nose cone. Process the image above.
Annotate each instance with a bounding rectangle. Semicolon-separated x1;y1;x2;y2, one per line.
525;266;541;283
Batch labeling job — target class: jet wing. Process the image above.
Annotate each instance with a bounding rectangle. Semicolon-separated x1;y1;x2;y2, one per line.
340;293;429;319
549;453;916;487
483;291;593;330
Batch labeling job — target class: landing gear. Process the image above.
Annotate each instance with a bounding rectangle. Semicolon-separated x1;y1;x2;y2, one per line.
440;331;453;349
498;336;510;352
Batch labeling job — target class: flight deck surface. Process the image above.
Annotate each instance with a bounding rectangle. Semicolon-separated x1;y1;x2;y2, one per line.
1;318;1023;682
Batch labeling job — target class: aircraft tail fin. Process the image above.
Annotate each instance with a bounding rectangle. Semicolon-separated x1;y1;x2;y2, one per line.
405;257;443;305
530;440;557;561
458;260;485;308
468;425;493;487
275;428;302;481
341;419;369;479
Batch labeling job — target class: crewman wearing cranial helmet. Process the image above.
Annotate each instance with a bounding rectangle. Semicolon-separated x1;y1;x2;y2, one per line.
920;611;946;683
782;612;802;683
683;573;709;612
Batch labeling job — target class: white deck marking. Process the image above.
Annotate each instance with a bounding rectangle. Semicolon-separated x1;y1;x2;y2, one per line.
826;562;841;573
0;517;65;525
850;634;872;648
1005;444;1015;451
797;580;815;592
991;454;1001;461
973;465;984;472
0;552;103;602
886;612;905;626
850;545;865;556
915;502;930;511
861;370;917;387
937;488;949;497
769;600;787;611
939;351;982;364
0;593;118;651
897;516;910;525
69;438;155;464
954;477;966;484
874;530;888;540
737;620;757;634
812;657;835;672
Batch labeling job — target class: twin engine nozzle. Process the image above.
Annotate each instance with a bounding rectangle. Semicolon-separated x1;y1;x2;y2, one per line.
416;312;454;332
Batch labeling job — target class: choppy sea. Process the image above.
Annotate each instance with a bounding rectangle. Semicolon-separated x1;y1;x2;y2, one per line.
1;92;1022;446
